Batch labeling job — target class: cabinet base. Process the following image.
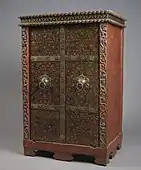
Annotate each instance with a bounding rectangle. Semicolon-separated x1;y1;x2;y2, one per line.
23;133;122;166
53;152;73;161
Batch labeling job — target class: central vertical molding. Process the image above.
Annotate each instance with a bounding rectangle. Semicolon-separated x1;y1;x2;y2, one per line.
59;26;66;142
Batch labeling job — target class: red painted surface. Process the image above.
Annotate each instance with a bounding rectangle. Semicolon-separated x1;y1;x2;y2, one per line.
27;27;30;137
107;24;123;144
24;133;122;158
23;22;124;166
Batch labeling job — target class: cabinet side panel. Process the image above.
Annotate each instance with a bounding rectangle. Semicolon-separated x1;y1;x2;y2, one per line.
107;24;123;144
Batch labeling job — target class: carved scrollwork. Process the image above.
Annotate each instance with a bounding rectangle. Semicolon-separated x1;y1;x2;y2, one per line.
22;27;30;140
99;23;107;148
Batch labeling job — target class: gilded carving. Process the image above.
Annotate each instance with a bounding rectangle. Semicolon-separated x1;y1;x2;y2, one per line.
99;23;107;148
22;27;29;139
19;10;126;28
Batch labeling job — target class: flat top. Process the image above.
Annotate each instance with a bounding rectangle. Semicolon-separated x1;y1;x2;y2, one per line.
19;10;126;21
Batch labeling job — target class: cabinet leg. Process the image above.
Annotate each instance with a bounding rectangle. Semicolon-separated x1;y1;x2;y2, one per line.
94;156;109;166
117;144;122;150
24;147;36;157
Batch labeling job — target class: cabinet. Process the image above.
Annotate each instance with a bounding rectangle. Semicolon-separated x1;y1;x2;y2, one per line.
19;10;126;165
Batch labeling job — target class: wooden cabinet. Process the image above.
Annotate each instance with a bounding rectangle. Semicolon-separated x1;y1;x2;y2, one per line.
19;10;126;166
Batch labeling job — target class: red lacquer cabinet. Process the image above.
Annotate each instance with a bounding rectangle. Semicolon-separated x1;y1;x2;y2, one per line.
19;10;126;166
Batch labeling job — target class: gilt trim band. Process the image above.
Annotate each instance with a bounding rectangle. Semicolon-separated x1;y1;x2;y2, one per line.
19;10;126;28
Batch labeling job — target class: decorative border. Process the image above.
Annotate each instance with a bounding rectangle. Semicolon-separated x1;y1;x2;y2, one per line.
22;27;30;140
99;23;107;148
19;10;126;28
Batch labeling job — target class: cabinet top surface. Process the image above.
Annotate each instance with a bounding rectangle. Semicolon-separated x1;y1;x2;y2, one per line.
19;10;126;28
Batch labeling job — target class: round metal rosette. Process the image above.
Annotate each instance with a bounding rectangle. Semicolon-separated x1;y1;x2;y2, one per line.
39;74;52;90
75;74;90;91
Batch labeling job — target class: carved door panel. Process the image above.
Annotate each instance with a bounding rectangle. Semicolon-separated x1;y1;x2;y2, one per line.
29;26;61;142
29;24;100;146
65;24;100;147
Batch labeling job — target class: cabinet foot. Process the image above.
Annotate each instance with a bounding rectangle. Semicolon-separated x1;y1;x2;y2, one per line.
94;156;109;166
117;144;122;150
24;147;36;156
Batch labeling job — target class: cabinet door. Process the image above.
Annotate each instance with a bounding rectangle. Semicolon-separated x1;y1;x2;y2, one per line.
29;26;62;142
29;24;100;147
65;23;100;147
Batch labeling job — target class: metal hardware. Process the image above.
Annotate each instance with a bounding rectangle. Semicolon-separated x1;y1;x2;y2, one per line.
75;74;89;91
39;74;52;90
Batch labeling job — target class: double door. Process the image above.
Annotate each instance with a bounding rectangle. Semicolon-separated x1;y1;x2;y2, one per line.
29;23;100;147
